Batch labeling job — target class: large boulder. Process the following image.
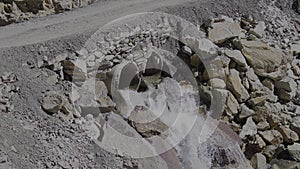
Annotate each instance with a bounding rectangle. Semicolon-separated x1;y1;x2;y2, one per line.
235;40;283;77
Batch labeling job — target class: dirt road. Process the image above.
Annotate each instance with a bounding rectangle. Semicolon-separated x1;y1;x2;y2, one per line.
0;0;199;48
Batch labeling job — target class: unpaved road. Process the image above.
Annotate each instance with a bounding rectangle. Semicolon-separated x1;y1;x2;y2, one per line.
0;0;198;49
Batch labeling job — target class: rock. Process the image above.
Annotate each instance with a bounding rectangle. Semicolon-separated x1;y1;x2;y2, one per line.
61;102;81;118
263;145;283;161
46;74;58;85
277;126;299;144
208;78;226;89
274;76;297;92
226;69;250;102
182;46;193;55
62;59;87;82
208;22;242;44
239;104;255;119
249;21;266;38
276;89;293;101
203;55;230;80
259;130;283;145
42;91;66;114
240;117;257;139
287;143;300;162
226;91;239;116
270;159;300;169
128;106;168;138
248;96;266;107
250;153;267;169
236;40;283;76
291;116;300;137
267;114;282;128
262;79;274;91
291;43;300;55
224;50;248;68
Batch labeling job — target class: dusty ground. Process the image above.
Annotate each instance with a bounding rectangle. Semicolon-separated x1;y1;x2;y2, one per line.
0;0;299;168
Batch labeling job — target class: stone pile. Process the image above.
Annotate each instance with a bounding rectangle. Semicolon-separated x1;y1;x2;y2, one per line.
197;15;300;168
40;13;300;168
0;72;18;113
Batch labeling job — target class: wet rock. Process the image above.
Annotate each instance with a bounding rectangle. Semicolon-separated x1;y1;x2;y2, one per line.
208;22;242;44
42;91;66;114
250;153;267;169
277;126;299;144
259;130;283;145
226;69;250;102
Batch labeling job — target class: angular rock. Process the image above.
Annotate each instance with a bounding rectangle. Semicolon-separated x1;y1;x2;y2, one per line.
263;145;283;161
248;96;266;107
208;78;226;89
270;159;300;169
257;121;270;131
291;43;300;55
259;130;283;145
62;59;87;82
249;21;266;38
208;22;242;44
291;116;300;137
128;106;168;138
239;104;255;119
240;117;257;139
274;76;297;92
226;69;250;102
250;153;267;169
224;50;248;68
236;40;283;76
42;91;66;114
277;126;299;144
267;114;282;128
287;143;300;162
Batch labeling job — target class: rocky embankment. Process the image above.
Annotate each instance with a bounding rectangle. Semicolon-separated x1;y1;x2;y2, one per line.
1;0;300;169
33;5;300;169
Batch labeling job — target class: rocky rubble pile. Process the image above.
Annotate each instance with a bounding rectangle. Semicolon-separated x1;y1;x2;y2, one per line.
0;72;18;113
200;15;300;168
0;0;97;26
38;12;300;169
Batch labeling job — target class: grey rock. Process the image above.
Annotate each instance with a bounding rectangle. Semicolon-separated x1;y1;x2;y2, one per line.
277;126;299;144
208;22;242;44
226;69;250;103
239;117;257;139
259;130;283;145
224;50;248;68
42;91;66;114
250;153;267;169
287;143;300;162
